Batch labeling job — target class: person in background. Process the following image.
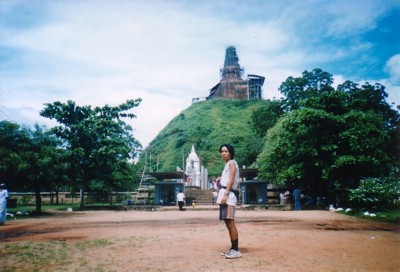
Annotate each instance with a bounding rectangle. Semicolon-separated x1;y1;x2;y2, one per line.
293;188;302;211
212;176;218;190
0;183;9;225
215;176;222;190
176;189;185;211
216;144;242;259
279;192;285;205
284;190;290;204
212;176;220;204
212;189;218;205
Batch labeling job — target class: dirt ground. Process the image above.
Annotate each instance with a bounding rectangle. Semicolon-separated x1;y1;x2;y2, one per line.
1;207;399;272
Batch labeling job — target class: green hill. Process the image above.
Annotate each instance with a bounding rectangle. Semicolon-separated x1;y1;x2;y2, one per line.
143;99;271;176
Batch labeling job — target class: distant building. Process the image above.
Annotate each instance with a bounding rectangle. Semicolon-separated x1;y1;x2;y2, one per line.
185;145;202;187
184;145;208;189
191;97;207;104
192;46;265;103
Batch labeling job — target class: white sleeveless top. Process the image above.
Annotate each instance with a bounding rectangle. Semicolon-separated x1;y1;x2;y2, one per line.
220;160;240;190
217;160;240;206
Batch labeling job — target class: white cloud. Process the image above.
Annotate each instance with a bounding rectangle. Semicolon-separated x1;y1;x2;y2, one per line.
384;54;400;106
132;92;190;147
379;79;400;107
332;75;347;88
385;54;400;84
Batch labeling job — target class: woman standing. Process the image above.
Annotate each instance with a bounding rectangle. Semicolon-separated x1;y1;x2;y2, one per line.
216;144;242;259
0;183;9;225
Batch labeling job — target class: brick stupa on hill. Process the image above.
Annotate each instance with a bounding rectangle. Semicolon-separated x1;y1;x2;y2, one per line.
208;46;265;100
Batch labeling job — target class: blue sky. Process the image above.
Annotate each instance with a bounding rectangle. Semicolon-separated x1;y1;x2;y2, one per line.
1;0;399;148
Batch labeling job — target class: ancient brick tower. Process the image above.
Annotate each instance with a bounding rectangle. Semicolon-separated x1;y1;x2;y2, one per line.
207;46;265;100
220;46;244;81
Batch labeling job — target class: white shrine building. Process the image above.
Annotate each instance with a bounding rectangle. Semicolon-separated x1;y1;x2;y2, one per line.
185;145;208;189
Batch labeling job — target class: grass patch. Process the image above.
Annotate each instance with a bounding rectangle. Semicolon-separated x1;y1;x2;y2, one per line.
75;239;113;251
1;238;114;272
339;209;400;224
1;241;70;271
7;204;121;220
8;204;80;213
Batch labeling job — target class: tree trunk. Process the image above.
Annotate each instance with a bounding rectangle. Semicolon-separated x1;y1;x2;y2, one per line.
35;189;42;214
49;191;54;204
80;188;85;208
55;189;59;205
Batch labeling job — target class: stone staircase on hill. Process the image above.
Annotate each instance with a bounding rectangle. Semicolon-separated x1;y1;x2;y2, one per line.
185;186;283;206
184;186;294;210
185;187;214;205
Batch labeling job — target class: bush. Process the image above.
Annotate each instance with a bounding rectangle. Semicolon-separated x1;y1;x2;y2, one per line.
348;177;400;211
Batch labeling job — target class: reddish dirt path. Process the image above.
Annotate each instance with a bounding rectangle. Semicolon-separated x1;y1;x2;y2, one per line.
1;209;399;271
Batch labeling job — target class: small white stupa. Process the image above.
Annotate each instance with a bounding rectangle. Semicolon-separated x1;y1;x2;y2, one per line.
185;145;202;187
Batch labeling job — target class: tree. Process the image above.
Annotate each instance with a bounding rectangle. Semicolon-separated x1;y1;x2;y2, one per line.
0;121;67;213
26;125;68;213
251;100;284;137
279;68;335;111
256;108;340;198
40;99;142;208
257;69;399;204
0;121;32;189
348;177;400;210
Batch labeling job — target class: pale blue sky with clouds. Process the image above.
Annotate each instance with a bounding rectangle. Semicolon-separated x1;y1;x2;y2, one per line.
1;0;399;148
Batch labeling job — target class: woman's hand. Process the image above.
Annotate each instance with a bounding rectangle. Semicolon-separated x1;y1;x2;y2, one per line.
221;194;228;205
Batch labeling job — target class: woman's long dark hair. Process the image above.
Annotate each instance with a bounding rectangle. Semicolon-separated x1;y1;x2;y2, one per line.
219;144;235;159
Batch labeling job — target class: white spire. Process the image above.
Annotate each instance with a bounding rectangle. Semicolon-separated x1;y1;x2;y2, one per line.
186;145;201;187
188;145;198;160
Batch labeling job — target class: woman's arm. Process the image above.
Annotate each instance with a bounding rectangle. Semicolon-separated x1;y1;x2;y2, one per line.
226;161;236;194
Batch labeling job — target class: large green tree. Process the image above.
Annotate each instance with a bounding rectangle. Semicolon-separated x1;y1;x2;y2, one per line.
40;99;142;208
0;121;32;188
257;70;399;204
0;121;67;213
26;125;68;213
256;108;340;196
